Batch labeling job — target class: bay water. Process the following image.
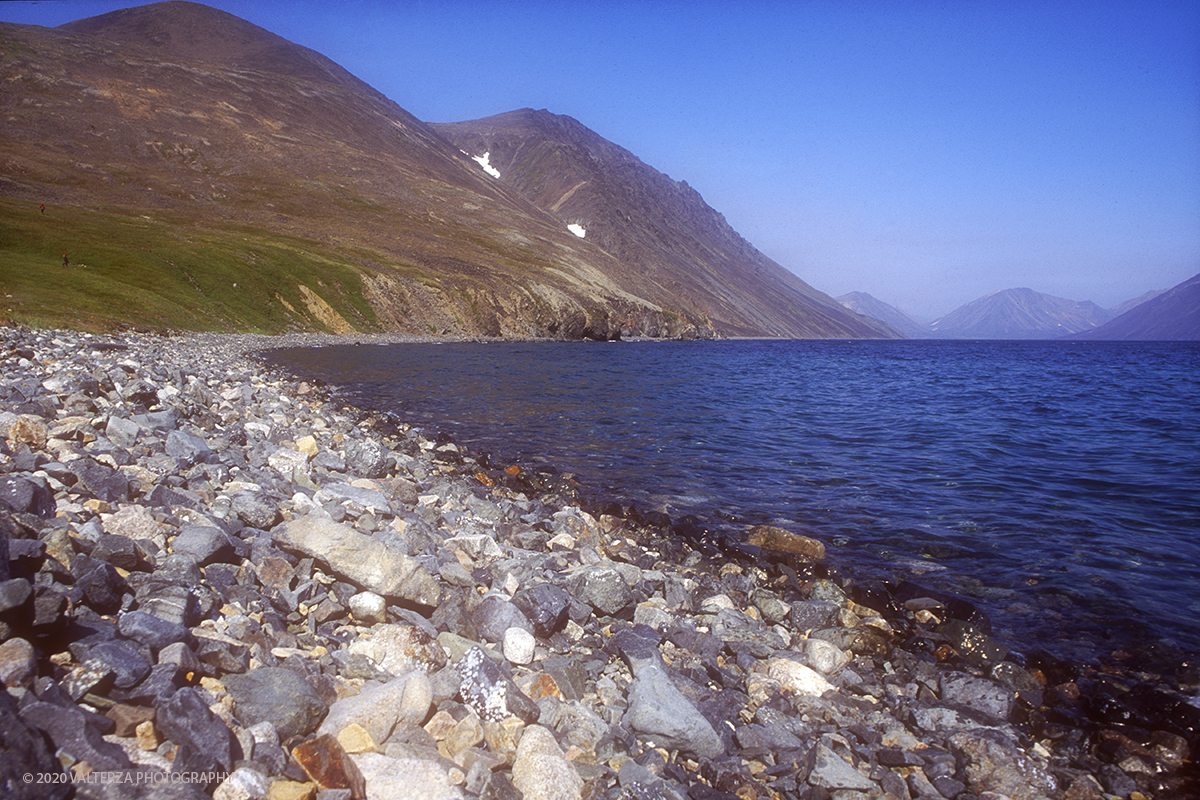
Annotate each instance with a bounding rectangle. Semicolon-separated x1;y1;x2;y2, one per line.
264;339;1200;671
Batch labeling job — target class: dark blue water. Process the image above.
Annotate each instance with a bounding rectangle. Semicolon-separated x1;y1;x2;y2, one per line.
265;339;1200;669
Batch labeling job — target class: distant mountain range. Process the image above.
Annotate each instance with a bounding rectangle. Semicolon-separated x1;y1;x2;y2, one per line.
840;275;1199;340
0;1;894;339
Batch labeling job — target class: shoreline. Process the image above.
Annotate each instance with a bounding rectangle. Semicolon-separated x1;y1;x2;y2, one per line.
1;325;1196;799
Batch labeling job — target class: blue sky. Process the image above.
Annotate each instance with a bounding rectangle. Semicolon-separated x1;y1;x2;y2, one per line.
3;1;1198;319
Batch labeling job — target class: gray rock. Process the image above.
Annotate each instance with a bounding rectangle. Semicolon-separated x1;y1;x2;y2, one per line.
805;743;875;791
223;667;328;741
940;671;1016;722
136;583;198;627
76;562;126;614
567;564;633;616
68;458;130;503
157;641;201;676
348;590;387;624
788;600;840;632
90;534;143;571
0;637;37;688
155;687;234;772
511;724;583;800
503;627;536;666
347;621;447;676
83;640;151;689
511;583;572;638
104;415;141;448
171;525;234;565
937;618;1009;666
472;594;534;643
991;661;1044;706
230;491;281;530
318;483;393;515
318;670;431;743
351;753;464;800
797;638;850;676
949;728;1057;800
275;515;440;606
0;475;55;517
0;690;70;800
117;611;190;653
343;438;389;478
623;664;723;759
20;699;132;771
0;577;33;614
165;429;212;467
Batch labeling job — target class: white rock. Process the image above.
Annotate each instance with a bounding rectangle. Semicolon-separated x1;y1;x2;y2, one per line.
349;591;388;625
511;725;583;800
352;752;464;800
767;657;835;695
503;627;536;666
212;766;271;800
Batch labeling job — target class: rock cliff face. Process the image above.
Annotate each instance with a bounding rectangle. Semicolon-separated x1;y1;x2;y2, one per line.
0;2;894;340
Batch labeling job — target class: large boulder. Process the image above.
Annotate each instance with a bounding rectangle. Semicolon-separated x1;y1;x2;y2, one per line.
274;515;440;606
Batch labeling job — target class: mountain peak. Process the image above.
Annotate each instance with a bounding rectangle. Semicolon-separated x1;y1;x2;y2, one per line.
57;1;369;92
931;287;1111;339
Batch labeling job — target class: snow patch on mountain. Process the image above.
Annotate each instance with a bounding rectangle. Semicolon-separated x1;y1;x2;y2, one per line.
567;223;586;238
472;151;501;178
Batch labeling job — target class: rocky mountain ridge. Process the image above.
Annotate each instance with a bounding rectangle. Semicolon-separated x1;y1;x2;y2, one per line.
0;2;893;340
433;110;889;339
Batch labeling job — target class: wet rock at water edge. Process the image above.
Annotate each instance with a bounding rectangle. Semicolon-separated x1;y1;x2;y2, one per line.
747;524;826;561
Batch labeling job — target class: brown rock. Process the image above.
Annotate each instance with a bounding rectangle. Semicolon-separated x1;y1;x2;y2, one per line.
136;720;161;751
0;637;37;688
105;703;156;737
292;734;366;799
8;415;48;448
525;673;565;701
747;525;825;560
268;781;316;800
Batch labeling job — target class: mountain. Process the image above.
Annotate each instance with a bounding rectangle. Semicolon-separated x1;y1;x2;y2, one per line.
1109;289;1165;318
929;288;1113;339
836;292;929;338
1070;272;1200;340
0;2;893;340
431;110;894;339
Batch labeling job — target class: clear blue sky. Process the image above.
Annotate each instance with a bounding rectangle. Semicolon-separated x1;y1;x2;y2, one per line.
3;0;1198;319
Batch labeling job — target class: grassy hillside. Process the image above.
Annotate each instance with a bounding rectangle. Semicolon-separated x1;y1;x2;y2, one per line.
0;197;379;333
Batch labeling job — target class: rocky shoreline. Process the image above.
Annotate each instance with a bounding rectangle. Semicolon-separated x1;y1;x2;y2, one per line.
1;326;1196;800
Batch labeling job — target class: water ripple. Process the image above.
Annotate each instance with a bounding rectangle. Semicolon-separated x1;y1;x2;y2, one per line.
265;339;1200;665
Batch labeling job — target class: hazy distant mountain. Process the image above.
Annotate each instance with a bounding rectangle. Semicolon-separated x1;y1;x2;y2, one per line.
1071;272;1200;340
930;288;1113;339
1109;289;1165;317
836;292;930;338
0;1;893;340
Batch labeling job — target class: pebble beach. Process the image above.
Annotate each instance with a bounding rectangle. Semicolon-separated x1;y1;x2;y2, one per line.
1;326;1196;800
